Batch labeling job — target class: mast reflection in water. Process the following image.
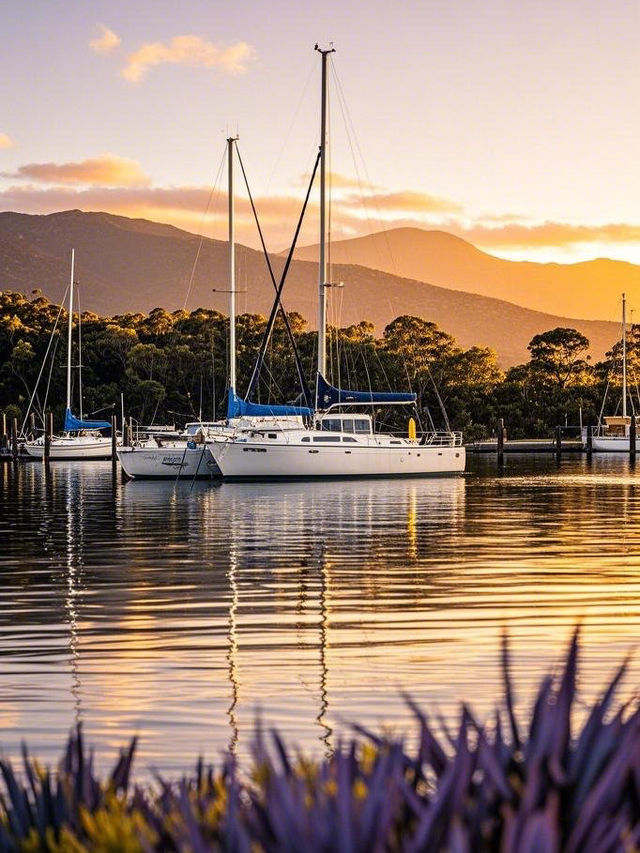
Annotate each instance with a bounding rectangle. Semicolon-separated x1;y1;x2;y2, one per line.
0;456;638;775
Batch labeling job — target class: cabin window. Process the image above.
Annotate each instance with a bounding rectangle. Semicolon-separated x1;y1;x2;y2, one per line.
301;436;310;442
343;436;357;443
354;419;371;434
390;440;401;445
321;418;342;432
342;418;355;433
268;433;277;439
313;435;341;442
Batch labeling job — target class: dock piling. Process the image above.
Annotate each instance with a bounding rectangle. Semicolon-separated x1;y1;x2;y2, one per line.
555;426;562;459
111;414;118;475
44;412;53;464
630;416;636;464
497;418;505;466
10;418;18;460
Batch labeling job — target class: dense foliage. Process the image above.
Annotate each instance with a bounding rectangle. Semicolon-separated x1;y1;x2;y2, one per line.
0;290;632;440
0;629;637;851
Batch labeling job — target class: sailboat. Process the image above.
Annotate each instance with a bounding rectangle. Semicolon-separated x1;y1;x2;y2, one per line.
117;137;309;479
24;250;114;460
209;47;465;480
584;293;637;451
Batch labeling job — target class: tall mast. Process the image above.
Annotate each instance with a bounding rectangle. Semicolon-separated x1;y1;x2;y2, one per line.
315;44;335;382
66;248;75;413
622;292;627;418
228;136;237;393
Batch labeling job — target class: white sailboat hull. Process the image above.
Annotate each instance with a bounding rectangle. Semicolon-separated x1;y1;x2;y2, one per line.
23;435;114;460
117;443;219;479
589;436;637;452
211;437;465;480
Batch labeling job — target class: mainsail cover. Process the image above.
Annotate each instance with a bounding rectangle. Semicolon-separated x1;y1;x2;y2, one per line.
226;389;312;420
316;374;416;408
63;408;111;433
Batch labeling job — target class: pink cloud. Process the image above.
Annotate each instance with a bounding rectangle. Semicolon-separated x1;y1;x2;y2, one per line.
0;133;14;149
3;155;150;187
122;37;254;82
89;24;121;55
343;189;463;215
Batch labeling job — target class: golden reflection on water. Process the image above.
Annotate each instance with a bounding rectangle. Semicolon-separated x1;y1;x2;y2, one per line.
0;455;638;773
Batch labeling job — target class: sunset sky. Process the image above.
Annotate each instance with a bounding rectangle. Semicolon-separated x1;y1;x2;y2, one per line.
1;0;639;266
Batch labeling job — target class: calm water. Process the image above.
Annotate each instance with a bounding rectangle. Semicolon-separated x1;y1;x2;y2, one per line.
0;455;638;776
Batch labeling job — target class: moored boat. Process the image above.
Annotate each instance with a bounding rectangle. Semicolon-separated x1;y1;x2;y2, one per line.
209;46;466;481
23;250;114;461
583;293;637;452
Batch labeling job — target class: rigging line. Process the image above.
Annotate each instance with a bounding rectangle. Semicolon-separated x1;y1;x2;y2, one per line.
331;64;398;270
427;363;451;431
182;148;227;311
263;55;317;197
42;335;61;425
235;143;312;406
331;64;401;325
330;65;407;395
20;288;68;436
245;147;322;404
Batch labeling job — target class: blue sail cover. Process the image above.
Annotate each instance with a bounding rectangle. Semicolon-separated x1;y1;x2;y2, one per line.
226;389;312;420
316;374;416;408
63;408;112;433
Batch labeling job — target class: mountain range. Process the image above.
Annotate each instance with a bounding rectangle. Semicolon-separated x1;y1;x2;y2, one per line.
0;210;629;368
293;228;640;322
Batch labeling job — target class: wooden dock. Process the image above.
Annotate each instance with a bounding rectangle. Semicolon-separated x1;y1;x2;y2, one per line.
465;438;583;454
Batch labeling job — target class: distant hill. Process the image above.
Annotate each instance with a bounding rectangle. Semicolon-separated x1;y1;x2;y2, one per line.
0;210;621;367
293;227;640;322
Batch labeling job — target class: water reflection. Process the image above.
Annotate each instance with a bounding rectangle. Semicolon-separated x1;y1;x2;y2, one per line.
0;457;638;774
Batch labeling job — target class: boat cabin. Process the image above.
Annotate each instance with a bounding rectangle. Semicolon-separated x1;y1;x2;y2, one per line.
602;415;635;436
315;415;373;435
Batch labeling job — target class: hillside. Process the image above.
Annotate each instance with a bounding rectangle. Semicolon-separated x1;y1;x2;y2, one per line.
293;228;640;322
0;210;621;367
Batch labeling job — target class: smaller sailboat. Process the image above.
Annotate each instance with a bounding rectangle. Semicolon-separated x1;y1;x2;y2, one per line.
24;250;114;460
116;136;308;479
584;293;637;452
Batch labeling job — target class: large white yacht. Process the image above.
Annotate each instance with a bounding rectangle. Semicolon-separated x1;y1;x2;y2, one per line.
209;47;466;481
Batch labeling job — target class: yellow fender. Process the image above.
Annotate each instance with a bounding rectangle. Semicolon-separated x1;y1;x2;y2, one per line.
408;417;416;440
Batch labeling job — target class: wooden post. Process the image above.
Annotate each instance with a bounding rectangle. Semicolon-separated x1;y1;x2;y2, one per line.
44;412;53;464
10;418;18;460
29;412;36;438
585;423;593;457
497;417;504;466
555;426;562;458
111;414;118;473
630;416;636;464
1;412;7;450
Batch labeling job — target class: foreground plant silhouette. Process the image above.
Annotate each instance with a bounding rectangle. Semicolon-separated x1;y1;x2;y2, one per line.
0;628;638;852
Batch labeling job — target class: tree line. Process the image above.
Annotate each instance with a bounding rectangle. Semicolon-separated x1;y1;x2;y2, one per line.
0;290;631;440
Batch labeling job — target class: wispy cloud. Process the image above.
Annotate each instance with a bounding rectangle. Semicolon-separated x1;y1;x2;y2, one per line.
461;221;640;249
89;23;121;55
1;179;639;260
344;189;463;215
122;37;254;83
3;154;150;187
0;133;14;149
0;184;311;248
